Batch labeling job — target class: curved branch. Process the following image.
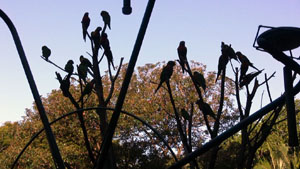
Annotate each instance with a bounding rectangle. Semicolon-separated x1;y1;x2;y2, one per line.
11;107;178;169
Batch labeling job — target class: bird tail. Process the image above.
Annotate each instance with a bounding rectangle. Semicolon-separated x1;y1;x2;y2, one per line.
154;83;162;94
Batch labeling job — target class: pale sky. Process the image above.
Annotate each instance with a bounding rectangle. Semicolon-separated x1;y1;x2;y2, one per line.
1;1;300;125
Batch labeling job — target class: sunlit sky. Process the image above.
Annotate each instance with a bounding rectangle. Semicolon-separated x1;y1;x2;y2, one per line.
1;1;300;125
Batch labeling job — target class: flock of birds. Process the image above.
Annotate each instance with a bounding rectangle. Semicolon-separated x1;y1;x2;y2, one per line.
41;11;300;120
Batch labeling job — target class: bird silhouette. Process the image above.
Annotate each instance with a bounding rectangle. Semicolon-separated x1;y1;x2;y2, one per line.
91;27;102;50
236;51;259;81
101;11;111;30
193;71;206;91
81;12;90;42
55;72;71;97
80;55;92;69
196;100;216;119
181;108;190;121
155;61;176;93
216;54;229;82
42;46;51;61
78;64;88;83
177;41;188;73
78;80;95;103
239;69;263;88
100;33;115;70
64;60;74;75
221;42;238;61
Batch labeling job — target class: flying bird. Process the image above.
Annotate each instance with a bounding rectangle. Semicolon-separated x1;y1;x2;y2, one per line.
240;69;263;87
236;51;259;81
155;61;176;93
55;72;71;97
78;80;95;103
177;41;188;73
193;71;206;91
42;46;51;61
101;11;111;30
221;42;238;61
81;12;90;42
64;60;74;75
215;54;229;82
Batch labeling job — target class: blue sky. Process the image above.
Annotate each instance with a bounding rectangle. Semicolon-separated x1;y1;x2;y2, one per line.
1;1;300;125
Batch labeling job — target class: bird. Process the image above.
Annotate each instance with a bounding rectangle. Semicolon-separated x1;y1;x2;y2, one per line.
215;54;229;82
64;60;74;75
236;51;259;81
81;12;90;42
80;55;92;69
239;69;263;88
41;46;51;61
55;72;71;97
221;42;238;61
91;27;102;50
100;33;115;70
155;61;176;93
78;64;88;83
181;108;190;121
101;11;111;29
78;80;95;103
104;49;115;70
196;100;216;119
177;41;188;73
193;71;206;91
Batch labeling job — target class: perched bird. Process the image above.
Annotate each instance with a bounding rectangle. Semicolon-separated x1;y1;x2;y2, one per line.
78;64;88;83
55;72;71;97
104;49;115;70
240;70;263;87
177;41;188;73
100;33;115;70
196;100;216;119
78;80;95;103
91;27;102;50
64;60;74;75
81;12;90;42
221;42;238;61
181;108;190;121
257;27;300;74
80;55;92;69
236;51;259;81
42;46;51;61
215;54;229;82
155;61;176;93
101;11;111;29
193;71;206;91
100;33;110;50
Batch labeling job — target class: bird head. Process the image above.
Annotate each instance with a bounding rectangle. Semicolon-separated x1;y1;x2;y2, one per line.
42;46;48;51
67;60;74;64
80;55;84;62
179;41;185;46
84;12;89;17
101;11;108;17
95;27;102;32
167;61;176;67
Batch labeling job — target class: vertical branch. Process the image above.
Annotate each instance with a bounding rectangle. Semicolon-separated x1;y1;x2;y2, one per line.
284;66;299;146
95;1;156;168
0;9;65;169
